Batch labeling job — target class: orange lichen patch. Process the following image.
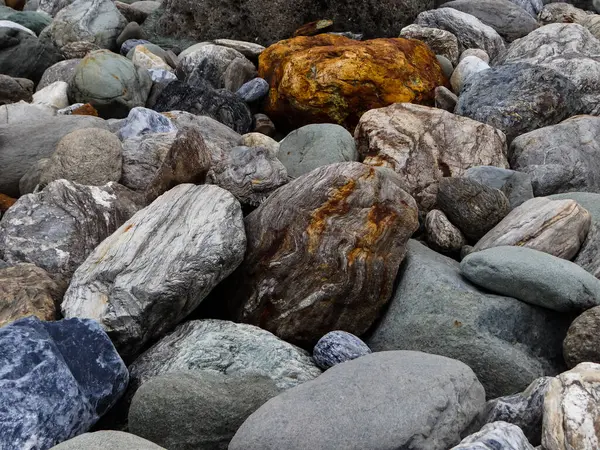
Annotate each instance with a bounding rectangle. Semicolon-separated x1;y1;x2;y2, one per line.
259;34;449;130
124;223;134;232
0;193;16;213
294;19;334;37
71;103;99;116
306;179;356;253
347;203;399;265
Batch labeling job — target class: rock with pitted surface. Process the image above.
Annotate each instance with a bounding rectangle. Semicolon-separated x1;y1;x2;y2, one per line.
415;8;505;60
312;330;371;370
61;184;246;359
399;24;459;64
0;180;143;285
356;103;508;213
259;34;448;131
229;351;485;450
464;166;533;210
50;431;166;449
0;316;128;450
437;178;510;242
0;264;62;327
538;3;588;26
228;162;419;347
482;377;552;446
37;59;81;91
451;422;535;450
543;363;600;450
456;63;584;143
121;127;211;202
425;209;467;253
208;145;288;207
473;197;591;260
117;106;176;140
61;40;101;58
366;240;570;398
563;307;600;368
0;74;33;105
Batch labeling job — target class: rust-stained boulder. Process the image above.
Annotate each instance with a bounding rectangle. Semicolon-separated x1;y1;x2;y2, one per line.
259;35;448;131
0;193;16;214
228;162;419;347
355;103;509;212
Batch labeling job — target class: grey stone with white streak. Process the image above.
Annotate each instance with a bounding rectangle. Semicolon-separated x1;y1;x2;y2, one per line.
312;330;371;370
147;68;176;83
0;180;143;286
0;20;36;35
61;184;246;359
464;166;533;210
236;77;269;103
399;24;459;64
37;59;81;91
451;421;535;450
116;106;176;140
425;209;467;252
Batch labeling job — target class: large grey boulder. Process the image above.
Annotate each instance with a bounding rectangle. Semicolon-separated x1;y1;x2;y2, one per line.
451;422;535;450
461;246;600;312
229;351;485;450
464;166;534;209
366;240;569;398
61;184;246;359
0;180;143;286
50;431;165;449
129;372;281;450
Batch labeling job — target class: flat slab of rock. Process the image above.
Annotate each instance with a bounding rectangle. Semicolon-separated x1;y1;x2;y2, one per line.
230;351;485;450
50;431;165;449
61;184;246;359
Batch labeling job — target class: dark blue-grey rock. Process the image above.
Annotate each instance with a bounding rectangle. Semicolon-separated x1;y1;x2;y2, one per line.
481;377;553;446
116;21;143;49
153;80;253;134
229;351;485;450
451;421;535;450
37;59;81;91
50;431;165;449
116;106;176;140
456;63;584;143
464;166;533;210
0;316;128;450
366;240;569;398
236;77;269;103
312;330;371;370
507;0;543;17
120;38;150;55
461;246;600;312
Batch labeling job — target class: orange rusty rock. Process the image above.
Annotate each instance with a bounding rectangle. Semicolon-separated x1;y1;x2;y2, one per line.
5;0;25;10
293;19;334;37
259;34;449;131
71;103;99;116
0;193;16;213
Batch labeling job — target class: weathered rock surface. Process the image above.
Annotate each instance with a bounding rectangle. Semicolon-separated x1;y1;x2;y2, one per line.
0;263;62;327
434;85;458;111
399;24;459;64
464;166;533;210
37;59;81;91
228;162;419;347
130;44;172;72
451;421;535;450
473;197;591;260
563;307;600;368
240;132;279;154
33;81;69;109
50;431;166;449
116;106;176;140
236;77;269;103
355;103;508;212
0;180;143;285
61;184;246;359
129;372;280;450
450;55;489;94
0;316;128;450
0;74;33;105
543;363;600;450
312;330;371;370
229;351;485;450
425;209;467;252
18;158;49;194
259;35;447;131
437;177;510;241
366;240;569;398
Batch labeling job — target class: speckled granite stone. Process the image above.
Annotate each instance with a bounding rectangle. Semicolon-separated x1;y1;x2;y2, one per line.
313;330;371;370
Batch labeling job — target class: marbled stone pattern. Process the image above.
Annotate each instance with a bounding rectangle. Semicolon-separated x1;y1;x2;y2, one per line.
117;106;177;140
451;421;535;450
312;330;372;370
236;77;269;103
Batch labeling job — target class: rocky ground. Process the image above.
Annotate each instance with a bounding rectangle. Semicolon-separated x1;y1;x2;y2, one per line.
1;0;600;449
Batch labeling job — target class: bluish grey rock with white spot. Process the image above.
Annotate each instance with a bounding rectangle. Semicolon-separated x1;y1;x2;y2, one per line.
236;77;269;103
0;316;128;450
120;38;150;55
451;421;535;450
147;68;177;83
313;331;371;370
117;106;176;140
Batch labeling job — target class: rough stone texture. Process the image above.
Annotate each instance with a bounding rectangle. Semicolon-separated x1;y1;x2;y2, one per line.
425;209;467;252
228;162;419;347
366;240;570;399
254;113;275;136
511;116;600;196
482;377;553;446
120;37;149;55
50;431;165;449
37;58;81;91
443;0;539;42
153;80;253;134
230;351;485;450
60;39;101;58
278;123;358;178
437;177;510;242
0;263;62;327
435;85;458;111
355;103;508;212
312;330;371;370
0;19;36;35
399;24;459;64
33;80;69;108
18;158;49;195
259;35;448;131
538;3;588;26
0;180;143;285
130;44;172;72
37;0;75;16
148;68;176;83
473;197;591;260
456;63;584;143
543;363;600;450
129;372;281;450
496;24;600;115
117;106;176;140
207;145;288;207
68;49;152;119
450;55;489;94
0;10;52;35
39;127;122;187
563;307;600;368
0;74;33;105
240;132;279;154
40;0;127;52
0;316;128;450
464;166;533;210
415;8;505;60
451;421;535;450
61;184;246;359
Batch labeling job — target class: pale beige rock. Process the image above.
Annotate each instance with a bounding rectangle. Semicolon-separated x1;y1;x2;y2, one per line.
474;198;591;260
543;362;600;450
399;24;460;64
425;209;466;252
131;45;172;72
450;56;489;94
355;103;508;212
240;132;279;155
